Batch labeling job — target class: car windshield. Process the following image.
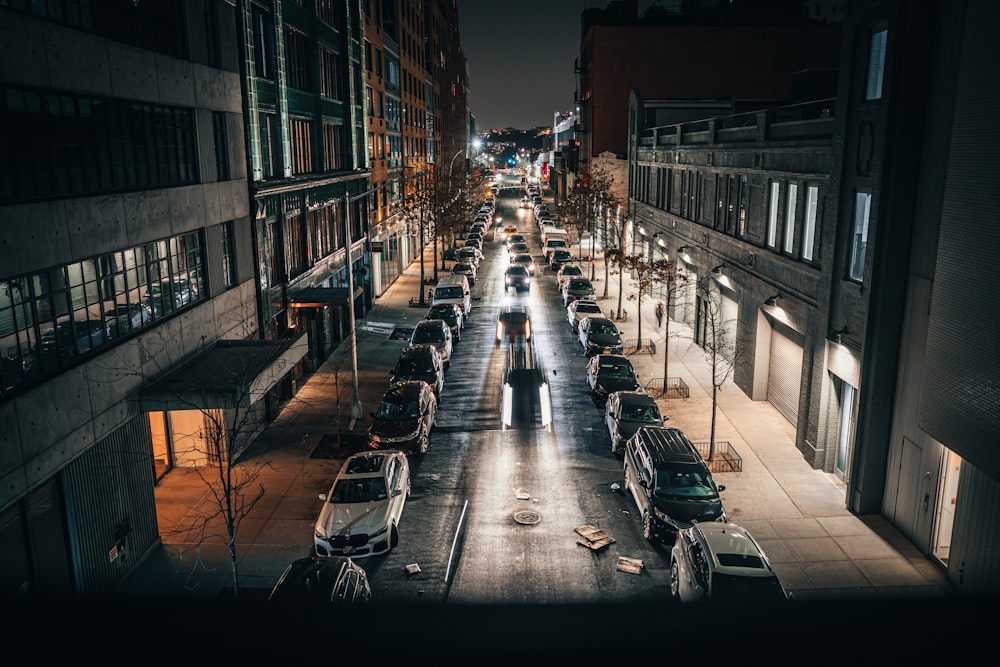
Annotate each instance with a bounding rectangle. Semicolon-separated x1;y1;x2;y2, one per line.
568;279;591;290
594;323;619;335
620;403;661;423
576;303;602;314
508;266;527;275
374;398;421;420
562;267;582;276
412;328;443;344
599;362;636;380
329;477;388;503
454;263;473;272
435;286;464;299
653;466;719;499
395;358;434;375
429;308;456;323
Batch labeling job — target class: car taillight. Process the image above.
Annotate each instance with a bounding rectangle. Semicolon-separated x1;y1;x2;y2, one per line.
496;322;503;339
525;321;531;339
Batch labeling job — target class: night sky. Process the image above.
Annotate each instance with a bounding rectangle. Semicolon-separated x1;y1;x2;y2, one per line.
458;1;656;131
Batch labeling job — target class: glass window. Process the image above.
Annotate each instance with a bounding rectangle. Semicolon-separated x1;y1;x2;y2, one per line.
802;186;818;261
221;222;235;288
212;111;229;181
767;182;780;248
849;192;871;281
783;183;798;254
866;28;887;101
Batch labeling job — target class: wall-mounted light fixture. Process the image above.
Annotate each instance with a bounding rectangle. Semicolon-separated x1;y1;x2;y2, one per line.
827;327;848;345
711;265;724;276
638;225;647;236
677;246;690;254
764;294;782;308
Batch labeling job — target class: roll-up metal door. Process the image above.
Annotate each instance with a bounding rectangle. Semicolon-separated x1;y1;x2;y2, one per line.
767;322;803;425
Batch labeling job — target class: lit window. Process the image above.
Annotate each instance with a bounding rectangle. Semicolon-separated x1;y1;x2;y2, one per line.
849;192;871;281
767;182;780;248
866;28;887;100
783;183;798;254
802;186;818;261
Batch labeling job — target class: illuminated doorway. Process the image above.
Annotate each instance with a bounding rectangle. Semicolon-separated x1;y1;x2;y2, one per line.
149;411;173;483
931;449;961;566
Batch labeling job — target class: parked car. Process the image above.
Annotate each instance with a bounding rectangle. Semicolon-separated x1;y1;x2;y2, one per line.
452;261;478;287
548;249;574;271
40;318;112;358
410;319;453;368
567;298;604;333
504;264;531;293
313;449;412;558
510;252;536;276
606;390;666;455
107;302;154;335
623;426;727;543
670;522;788;603
578;316;624;356
495;305;531;345
143;278;194;315
269;555;372;605
367;380;437;454
463;238;483;252
426;303;464;341
586;353;642;406
557;263;585;291
562;277;596;306
390;344;445;398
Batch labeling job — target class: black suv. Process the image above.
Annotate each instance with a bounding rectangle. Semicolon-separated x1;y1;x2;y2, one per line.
623;426;727;543
389;344;444;398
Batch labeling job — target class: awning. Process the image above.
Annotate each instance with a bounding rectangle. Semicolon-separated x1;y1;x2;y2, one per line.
139;333;309;411
289;286;364;307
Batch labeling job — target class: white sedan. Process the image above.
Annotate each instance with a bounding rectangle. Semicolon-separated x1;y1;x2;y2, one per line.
567;298;604;332
314;450;411;559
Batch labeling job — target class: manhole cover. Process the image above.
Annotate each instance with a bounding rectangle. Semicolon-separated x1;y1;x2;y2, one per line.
513;510;541;525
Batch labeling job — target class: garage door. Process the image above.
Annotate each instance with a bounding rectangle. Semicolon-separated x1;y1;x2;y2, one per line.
767;321;803;426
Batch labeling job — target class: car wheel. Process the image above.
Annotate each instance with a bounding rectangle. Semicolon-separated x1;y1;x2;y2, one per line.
418;431;429;455
390;523;400;550
669;560;681;598
642;511;653;541
612;435;622;456
405;477;412;498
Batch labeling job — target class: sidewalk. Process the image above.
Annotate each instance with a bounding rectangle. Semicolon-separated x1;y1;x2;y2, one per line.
121;197;955;603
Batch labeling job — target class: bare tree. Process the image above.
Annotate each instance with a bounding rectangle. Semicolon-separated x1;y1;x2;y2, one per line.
693;276;745;461
120;319;313;599
603;252;676;352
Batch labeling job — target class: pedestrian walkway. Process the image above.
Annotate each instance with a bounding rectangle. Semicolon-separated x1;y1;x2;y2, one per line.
120;191;954;604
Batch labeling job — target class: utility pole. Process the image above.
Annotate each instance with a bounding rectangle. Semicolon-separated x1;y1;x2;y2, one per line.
343;193;362;426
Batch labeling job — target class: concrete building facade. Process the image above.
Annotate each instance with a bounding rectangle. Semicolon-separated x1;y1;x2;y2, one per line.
626;0;1000;592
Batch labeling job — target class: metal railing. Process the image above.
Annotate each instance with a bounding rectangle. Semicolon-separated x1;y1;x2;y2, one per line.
624;338;656;354
691;440;743;473
644;376;689;399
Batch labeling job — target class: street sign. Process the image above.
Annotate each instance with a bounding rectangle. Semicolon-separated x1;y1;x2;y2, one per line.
371;241;384;252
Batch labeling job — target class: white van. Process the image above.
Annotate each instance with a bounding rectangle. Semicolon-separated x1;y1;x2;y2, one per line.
541;225;568;246
432;274;472;318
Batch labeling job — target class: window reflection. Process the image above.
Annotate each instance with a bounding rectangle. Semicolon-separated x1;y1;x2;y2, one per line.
0;231;204;394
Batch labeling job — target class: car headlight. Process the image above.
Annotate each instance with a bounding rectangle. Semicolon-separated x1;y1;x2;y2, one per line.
315;530;327;540
370;525;388;538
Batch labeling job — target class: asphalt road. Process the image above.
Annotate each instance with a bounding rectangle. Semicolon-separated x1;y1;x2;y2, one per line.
355;191;682;605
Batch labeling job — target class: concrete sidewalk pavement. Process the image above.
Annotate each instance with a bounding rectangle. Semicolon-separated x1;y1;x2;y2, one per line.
121;200;954;602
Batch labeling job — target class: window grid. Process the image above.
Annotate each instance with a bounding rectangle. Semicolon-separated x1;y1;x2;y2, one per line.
767;181;781;248
289;117;314;175
849;191;871;281
1;87;196;203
